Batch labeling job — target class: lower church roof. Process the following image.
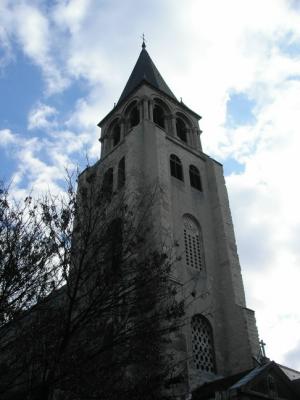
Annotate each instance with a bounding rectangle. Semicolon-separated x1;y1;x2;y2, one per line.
192;361;300;400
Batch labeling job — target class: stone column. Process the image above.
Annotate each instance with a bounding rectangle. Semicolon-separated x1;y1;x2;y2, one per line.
138;100;143;121
120;118;125;139
186;128;192;146
148;100;154;121
195;128;202;151
142;96;149;119
99;137;104;158
101;137;107;157
165;114;173;134
171;114;177;137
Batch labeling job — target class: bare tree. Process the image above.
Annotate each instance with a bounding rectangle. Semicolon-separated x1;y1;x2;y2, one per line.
0;173;185;400
0;183;61;326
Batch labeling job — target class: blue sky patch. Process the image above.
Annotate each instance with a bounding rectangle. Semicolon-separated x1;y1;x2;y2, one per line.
226;92;256;128
0;51;43;131
223;157;245;176
278;32;300;57
287;74;300;81
48;78;89;117
0;148;17;182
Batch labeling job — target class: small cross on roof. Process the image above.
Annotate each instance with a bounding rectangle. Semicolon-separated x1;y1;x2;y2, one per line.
141;33;146;49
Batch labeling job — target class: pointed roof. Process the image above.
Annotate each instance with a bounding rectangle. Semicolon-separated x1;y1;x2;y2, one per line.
98;43;201;126
117;45;177;105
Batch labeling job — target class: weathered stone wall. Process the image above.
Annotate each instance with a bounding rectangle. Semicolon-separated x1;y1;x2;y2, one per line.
92;82;260;391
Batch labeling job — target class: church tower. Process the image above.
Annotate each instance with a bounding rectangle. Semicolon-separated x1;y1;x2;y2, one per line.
80;42;260;392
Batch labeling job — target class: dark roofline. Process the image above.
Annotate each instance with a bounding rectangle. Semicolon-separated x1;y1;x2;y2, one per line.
98;80;201;127
192;362;300;400
192;369;252;400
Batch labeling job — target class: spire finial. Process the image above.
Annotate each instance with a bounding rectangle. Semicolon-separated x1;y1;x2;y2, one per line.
141;33;146;49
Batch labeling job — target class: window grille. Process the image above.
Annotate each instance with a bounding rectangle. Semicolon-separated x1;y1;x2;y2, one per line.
183;216;204;271
191;315;215;373
170;154;183;181
189;165;202;191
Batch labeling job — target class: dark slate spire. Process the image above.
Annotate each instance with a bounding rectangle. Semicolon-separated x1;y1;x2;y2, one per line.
117;44;177;105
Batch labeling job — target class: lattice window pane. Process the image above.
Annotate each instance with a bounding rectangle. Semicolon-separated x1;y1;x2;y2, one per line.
191;315;215;373
183;216;204;271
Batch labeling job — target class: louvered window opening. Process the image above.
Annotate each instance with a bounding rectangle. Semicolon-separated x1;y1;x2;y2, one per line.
192;316;215;373
183;217;203;271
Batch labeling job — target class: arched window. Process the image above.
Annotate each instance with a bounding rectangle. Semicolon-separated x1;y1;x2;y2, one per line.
113;124;121;147
176;117;187;142
130;106;139;127
125;101;140;130
102;168;113;200
128;105;140;128
183;215;204;271
170;154;183;181
191;315;215;373
189;165;202;191
153;104;165;129
118;157;125;189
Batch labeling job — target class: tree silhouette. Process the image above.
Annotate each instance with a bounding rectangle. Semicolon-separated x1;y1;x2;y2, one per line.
0;173;185;400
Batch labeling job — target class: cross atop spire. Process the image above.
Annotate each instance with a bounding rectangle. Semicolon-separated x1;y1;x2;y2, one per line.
141;33;146;49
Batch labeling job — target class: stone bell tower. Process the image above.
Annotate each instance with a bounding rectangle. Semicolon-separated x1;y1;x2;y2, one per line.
81;41;260;391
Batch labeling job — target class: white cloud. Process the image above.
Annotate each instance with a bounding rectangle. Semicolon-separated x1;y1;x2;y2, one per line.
0;126;84;198
225;77;300;367
28;103;57;130
142;0;300;368
0;129;16;146
0;0;14;71
0;2;69;94
52;0;91;35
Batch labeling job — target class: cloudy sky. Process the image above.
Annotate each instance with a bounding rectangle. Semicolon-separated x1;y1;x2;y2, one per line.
1;0;300;371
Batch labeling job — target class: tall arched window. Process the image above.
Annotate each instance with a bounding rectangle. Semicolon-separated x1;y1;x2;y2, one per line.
189;165;202;191
125;101;140;130
130;106;139;127
113;124;121;147
191;314;215;373
102;168;113;200
176;117;187;142
183;215;204;271
153;104;165;129
126;101;139;129
118;157;125;189
170;154;183;181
